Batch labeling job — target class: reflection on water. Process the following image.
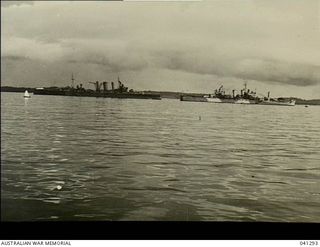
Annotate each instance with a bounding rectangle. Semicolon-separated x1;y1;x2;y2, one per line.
1;92;320;221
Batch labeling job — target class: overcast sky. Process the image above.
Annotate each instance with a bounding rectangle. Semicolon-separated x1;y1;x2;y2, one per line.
1;0;320;98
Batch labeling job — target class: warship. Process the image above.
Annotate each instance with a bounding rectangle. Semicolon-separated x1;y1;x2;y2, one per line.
33;75;161;100
259;93;296;106
180;83;295;106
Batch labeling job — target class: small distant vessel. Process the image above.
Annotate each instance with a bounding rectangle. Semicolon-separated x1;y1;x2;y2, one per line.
259;92;295;106
24;90;31;98
259;98;296;106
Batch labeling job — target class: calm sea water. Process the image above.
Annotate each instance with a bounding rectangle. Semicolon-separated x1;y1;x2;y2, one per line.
1;92;320;222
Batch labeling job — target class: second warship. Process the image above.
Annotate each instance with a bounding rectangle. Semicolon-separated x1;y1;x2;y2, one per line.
180;83;295;106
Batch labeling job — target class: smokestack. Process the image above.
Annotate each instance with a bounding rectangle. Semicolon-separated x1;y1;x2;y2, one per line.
95;81;99;92
267;91;270;100
232;90;235;98
241;90;243;96
111;82;114;91
103;82;107;92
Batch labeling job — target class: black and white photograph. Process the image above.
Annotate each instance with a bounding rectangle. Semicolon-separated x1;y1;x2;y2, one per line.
1;0;320;238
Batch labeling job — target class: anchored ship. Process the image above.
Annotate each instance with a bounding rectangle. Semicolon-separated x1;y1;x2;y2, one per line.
33;75;161;100
181;83;260;104
180;83;295;106
259;92;295;106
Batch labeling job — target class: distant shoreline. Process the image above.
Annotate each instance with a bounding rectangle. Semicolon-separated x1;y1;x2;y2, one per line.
1;86;320;105
1;86;36;93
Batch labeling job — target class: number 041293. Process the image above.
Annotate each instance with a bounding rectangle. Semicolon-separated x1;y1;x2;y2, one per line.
300;241;319;246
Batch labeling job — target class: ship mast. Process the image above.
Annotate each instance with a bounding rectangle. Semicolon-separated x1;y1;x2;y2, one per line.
71;73;75;88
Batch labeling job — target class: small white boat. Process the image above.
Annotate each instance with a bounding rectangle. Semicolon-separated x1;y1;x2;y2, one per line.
24;90;31;98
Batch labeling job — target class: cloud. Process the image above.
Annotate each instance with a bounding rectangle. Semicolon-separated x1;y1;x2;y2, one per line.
1;1;34;8
234;58;320;86
148;48;320;86
2;37;67;61
1;0;320;98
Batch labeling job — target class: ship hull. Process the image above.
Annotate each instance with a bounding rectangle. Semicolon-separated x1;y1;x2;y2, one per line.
206;97;238;103
258;101;295;106
180;95;208;102
206;97;223;103
33;90;65;96
181;95;257;104
34;89;161;100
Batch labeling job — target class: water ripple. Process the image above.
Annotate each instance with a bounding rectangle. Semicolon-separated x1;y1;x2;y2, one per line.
1;92;320;222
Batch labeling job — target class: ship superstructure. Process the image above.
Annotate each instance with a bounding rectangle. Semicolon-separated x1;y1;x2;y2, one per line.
180;83;295;106
34;76;161;100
